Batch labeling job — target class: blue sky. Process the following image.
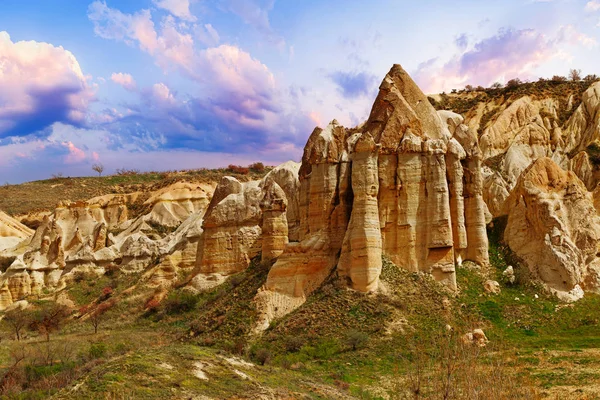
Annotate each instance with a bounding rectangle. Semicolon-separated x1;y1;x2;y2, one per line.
0;0;598;183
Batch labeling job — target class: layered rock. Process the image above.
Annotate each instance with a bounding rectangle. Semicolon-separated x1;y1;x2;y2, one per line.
504;157;600;300
143;182;214;227
0;181;217;309
189;162;301;289
463;82;600;216
0;210;33;252
0;210;33;239
254;65;490;328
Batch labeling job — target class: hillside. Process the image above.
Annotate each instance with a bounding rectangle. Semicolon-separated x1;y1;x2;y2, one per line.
2;65;600;400
0;166;270;218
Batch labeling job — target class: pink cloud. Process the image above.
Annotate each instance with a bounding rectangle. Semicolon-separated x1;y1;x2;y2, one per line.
585;0;600;12
111;72;137;90
63;141;87;164
414;26;596;93
0;31;95;137
89;3;194;74
153;0;196;22
88;2;158;53
92;151;100;161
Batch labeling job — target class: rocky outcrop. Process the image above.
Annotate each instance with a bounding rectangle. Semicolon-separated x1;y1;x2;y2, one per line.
462;82;600;217
0;210;33;239
189;162;301;288
0;210;33;252
504;157;600;300
143;182;214;227
562;82;600;155
254;65;490;329
0;181;217;309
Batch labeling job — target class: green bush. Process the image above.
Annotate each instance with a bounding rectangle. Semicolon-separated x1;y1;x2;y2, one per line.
254;348;272;365
88;342;107;359
344;330;369;351
25;362;75;381
285;336;305;353
163;290;199;314
300;338;340;360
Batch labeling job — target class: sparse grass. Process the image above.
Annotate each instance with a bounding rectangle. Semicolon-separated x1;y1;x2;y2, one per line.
0;166;271;216
434;79;597;127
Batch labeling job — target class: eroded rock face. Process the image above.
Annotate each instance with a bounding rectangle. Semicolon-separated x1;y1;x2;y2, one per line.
189;162;302;288
254;65;490;329
504;157;600;299
0;181;216;309
0;210;33;252
0;210;33;239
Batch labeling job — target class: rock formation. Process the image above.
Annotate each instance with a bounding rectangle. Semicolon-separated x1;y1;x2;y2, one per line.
189;163;301;289
0;211;33;251
0;182;215;310
504;157;600;300
251;65;490;328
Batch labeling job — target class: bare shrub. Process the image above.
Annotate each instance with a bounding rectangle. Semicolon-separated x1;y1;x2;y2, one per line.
92;163;104;176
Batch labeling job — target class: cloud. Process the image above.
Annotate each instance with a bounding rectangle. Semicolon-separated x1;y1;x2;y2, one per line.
455;34;468;50
220;0;284;47
585;0;600;12
111;72;137;90
0;31;95;139
89;2;195;74
328;71;378;98
86;2;315;161
0;123;303;183
414;26;596;93
88;1;158;53
63;141;87;164
196;23;220;46
153;0;196;21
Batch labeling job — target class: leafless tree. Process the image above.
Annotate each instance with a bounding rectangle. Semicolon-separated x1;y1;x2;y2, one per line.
2;309;30;341
92;163;104;177
569;68;582;81
31;303;71;342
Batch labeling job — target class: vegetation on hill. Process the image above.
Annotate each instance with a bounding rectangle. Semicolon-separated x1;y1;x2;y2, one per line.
0;164;271;217
428;73;600;119
3;216;599;399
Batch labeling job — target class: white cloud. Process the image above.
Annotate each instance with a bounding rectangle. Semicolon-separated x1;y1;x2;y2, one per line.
153;0;196;21
196;23;220;46
110;72;137;90
0;31;95;138
585;0;600;12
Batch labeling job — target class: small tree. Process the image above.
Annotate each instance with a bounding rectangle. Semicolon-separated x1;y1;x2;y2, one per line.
345;329;369;351
30;303;71;342
80;302;111;334
569;69;582;81
3;308;30;341
490;82;503;89
505;78;522;88
92;163;104;176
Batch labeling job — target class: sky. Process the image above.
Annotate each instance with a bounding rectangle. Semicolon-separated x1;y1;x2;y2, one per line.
0;0;599;183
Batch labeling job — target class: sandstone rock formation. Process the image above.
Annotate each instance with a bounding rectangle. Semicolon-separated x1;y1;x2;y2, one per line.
504;157;600;300
0;181;216;310
0;210;33;251
253;65;490;328
189;163;301;289
463;82;600;216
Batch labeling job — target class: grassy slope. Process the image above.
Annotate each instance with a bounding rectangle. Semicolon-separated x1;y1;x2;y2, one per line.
0;168;269;217
2;220;600;398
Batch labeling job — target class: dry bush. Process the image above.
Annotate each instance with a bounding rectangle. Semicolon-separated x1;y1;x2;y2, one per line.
115;168;141;176
249;162;266;172
227;164;250;175
393;330;539;400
